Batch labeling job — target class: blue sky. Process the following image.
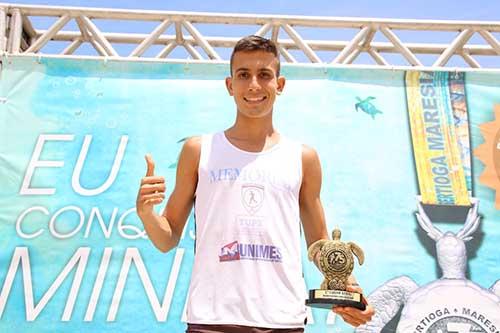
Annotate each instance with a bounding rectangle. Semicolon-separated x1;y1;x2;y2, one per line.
7;0;499;20
6;0;500;67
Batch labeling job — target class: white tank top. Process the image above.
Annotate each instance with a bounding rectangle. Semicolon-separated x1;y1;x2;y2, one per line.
186;131;307;328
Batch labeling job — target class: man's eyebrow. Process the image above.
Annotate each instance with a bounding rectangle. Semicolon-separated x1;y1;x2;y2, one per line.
235;68;249;73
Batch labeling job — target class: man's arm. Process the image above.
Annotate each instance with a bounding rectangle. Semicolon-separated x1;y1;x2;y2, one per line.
299;144;374;327
299;144;329;248
136;136;200;253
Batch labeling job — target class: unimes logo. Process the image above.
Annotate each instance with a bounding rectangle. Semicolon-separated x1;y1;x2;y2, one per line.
219;241;240;262
219;241;282;262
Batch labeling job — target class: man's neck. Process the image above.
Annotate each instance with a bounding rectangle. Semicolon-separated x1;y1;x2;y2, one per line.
224;113;280;152
227;112;277;142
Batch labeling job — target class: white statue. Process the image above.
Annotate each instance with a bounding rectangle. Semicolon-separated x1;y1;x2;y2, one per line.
356;197;500;333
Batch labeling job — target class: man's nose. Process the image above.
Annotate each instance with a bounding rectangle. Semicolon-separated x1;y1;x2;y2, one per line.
248;75;260;90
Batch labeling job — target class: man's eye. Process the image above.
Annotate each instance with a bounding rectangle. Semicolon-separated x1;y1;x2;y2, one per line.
259;72;272;79
238;72;249;79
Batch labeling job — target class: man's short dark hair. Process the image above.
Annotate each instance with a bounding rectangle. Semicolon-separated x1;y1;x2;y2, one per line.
230;35;280;77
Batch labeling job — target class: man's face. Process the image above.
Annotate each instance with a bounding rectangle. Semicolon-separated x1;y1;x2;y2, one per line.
226;50;285;119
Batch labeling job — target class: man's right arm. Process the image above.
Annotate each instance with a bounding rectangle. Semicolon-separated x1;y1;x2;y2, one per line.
136;136;200;253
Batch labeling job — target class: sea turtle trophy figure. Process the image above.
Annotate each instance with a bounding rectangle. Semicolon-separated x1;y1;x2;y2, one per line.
306;228;366;310
356;197;500;333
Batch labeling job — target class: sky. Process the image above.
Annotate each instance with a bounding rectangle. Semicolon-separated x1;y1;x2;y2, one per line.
5;0;500;68
7;0;500;20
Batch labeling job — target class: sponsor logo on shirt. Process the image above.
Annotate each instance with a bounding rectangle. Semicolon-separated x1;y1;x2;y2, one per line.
241;183;264;215
219;241;240;261
219;241;282;263
208;167;293;192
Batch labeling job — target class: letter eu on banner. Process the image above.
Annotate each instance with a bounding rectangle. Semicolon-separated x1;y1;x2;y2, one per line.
0;57;499;333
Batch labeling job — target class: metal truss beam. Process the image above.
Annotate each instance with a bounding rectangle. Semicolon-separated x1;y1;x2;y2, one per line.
1;2;499;69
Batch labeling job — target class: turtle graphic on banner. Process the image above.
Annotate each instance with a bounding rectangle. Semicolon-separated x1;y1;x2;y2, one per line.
355;198;500;333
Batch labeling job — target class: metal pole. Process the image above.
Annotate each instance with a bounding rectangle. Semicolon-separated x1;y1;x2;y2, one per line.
4;4;500;31
368;48;389;66
63;38;82;55
271;24;279;43
333;26;370;64
478;30;500;55
255;23;272;37
156;41;176;58
343;47;361;64
282;23;321;63
25;30;500;56
461;51;481;68
278;44;297;63
182;21;220;60
0;6;6;53
130;19;171;57
380;26;422;66
22;15;36;42
434;28;474;67
184;41;202;60
7;8;22;53
175;21;183;44
25;14;71;53
80;15;118;56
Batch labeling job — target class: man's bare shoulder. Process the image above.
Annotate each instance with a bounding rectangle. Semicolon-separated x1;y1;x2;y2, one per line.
178;136;202;170
301;144;320;165
183;136;202;153
300;144;322;184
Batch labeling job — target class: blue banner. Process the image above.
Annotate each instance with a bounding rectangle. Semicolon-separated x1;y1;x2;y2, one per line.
1;56;499;332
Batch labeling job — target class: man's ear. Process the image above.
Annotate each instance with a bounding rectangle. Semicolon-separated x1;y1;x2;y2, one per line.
225;76;234;96
277;76;286;95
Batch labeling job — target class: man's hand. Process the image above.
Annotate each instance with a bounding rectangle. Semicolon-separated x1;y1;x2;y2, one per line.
332;283;375;327
136;154;166;217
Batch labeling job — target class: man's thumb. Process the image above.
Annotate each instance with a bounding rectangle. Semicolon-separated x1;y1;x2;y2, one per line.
145;154;155;176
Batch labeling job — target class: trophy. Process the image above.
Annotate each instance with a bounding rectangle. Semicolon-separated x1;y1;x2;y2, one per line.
306;228;366;310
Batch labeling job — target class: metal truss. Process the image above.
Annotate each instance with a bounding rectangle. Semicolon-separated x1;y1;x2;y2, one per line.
1;3;500;69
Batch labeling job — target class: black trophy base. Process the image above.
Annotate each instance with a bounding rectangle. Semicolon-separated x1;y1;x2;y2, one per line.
306;289;366;311
421;203;471;223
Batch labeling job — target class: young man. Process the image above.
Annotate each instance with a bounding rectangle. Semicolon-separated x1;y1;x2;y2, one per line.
136;35;374;332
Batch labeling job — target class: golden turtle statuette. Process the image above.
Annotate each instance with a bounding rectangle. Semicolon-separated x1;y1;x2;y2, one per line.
306;227;366;310
317;228;365;291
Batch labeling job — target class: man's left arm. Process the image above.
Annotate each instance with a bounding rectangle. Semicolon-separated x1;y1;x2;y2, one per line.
299;144;374;327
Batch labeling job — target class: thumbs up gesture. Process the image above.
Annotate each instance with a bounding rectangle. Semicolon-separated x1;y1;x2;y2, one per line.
136;154;166;217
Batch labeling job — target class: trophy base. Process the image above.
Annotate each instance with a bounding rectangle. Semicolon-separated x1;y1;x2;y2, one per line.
306;289;366;310
421;203;471;223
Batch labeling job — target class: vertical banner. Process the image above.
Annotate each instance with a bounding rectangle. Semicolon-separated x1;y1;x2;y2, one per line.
405;71;470;206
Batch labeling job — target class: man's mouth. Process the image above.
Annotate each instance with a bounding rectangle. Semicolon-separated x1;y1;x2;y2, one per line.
244;96;267;103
